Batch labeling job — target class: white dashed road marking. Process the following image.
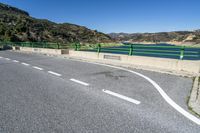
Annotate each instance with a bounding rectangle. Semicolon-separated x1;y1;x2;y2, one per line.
102;89;141;105
5;58;10;60
48;71;62;76
21;62;30;66
33;66;43;70
12;60;19;63
70;78;89;86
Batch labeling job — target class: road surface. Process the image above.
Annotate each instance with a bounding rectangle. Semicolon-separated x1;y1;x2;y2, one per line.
0;50;199;133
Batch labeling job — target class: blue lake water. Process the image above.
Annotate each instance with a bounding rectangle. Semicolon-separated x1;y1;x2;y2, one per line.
84;44;200;60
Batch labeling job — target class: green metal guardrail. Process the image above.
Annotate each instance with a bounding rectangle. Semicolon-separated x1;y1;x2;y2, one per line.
1;42;199;60
0;42;70;49
75;43;200;60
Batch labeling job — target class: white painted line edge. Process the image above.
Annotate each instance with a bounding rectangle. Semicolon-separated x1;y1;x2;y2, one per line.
102;89;141;105
0;56;2;58
68;58;200;126
21;62;30;66
70;78;89;86
48;71;62;76
5;58;10;60
12;60;19;63
33;66;43;70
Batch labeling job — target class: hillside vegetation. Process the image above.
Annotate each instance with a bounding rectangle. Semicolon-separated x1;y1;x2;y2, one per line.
109;30;200;45
0;3;112;44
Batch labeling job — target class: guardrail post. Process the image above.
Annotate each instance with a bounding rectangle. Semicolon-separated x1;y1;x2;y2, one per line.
75;43;80;51
129;44;133;56
46;42;48;48
97;44;101;53
57;43;60;49
180;46;185;60
78;43;81;51
75;43;77;51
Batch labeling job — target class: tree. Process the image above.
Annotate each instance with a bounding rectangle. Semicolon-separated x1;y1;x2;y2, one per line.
0;22;6;35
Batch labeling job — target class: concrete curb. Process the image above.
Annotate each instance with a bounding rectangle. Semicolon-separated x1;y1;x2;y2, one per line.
188;77;200;116
12;46;69;55
68;50;200;77
63;55;197;78
12;50;197;78
11;48;200;77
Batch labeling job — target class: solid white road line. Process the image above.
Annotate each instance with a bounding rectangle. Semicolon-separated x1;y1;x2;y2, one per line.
12;60;19;63
33;66;43;70
70;78;89;86
5;58;10;60
48;71;62;76
102;89;141;105
69;58;200;125
21;62;30;66
0;56;2;59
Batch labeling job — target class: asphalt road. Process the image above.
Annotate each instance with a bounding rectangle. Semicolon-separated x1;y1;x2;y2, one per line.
0;50;200;133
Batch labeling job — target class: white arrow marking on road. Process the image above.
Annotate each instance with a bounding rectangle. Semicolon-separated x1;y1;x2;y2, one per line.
102;89;141;105
70;78;89;86
48;71;62;76
33;66;43;70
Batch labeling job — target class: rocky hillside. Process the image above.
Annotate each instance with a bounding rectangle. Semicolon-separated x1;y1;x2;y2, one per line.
0;3;112;44
109;30;200;45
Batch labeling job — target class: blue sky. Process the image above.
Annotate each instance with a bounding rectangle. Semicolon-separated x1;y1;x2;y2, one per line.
1;0;200;33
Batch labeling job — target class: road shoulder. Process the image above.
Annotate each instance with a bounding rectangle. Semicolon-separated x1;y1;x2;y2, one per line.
189;76;200;116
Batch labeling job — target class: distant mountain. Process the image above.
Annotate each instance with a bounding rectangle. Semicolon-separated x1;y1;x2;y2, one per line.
109;30;200;45
0;3;112;44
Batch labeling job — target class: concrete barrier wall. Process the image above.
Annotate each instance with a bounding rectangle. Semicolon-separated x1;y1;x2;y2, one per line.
13;46;68;55
69;50;200;75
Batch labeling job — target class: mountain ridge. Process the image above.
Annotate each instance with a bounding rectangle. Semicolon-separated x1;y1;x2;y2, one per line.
109;30;200;45
0;3;112;44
